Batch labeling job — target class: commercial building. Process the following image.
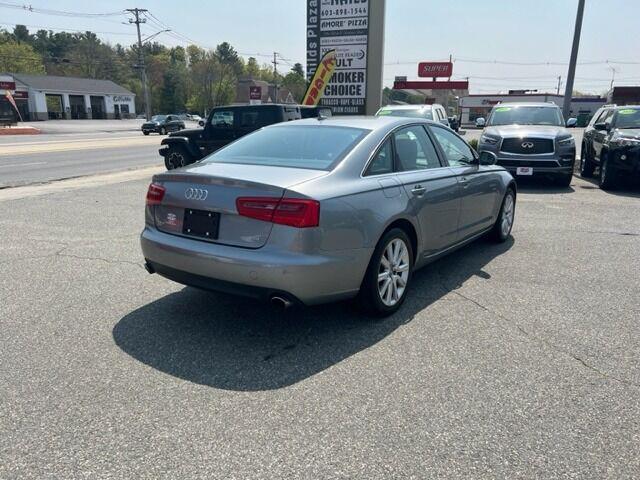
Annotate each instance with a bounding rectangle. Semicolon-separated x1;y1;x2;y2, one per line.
459;92;605;127
0;73;136;121
235;77;295;105
606;86;640;105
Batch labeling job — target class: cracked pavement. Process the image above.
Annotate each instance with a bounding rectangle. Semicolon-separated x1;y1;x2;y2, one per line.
1;175;639;479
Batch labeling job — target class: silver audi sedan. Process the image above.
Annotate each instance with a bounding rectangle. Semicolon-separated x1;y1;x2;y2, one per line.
141;116;516;316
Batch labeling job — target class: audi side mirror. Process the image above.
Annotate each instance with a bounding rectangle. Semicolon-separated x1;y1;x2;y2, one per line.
478;151;497;166
566;117;577;128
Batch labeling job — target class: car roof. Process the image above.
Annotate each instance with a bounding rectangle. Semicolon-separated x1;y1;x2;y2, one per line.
492;102;560;108
272;115;437;131
613;105;640;110
379;104;436;110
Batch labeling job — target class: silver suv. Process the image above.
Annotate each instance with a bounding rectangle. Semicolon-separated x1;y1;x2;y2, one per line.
477;102;576;186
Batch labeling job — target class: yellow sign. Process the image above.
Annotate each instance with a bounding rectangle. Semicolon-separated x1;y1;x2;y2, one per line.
301;50;337;106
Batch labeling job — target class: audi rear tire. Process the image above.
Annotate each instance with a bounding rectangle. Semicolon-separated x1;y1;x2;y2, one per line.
358;228;414;317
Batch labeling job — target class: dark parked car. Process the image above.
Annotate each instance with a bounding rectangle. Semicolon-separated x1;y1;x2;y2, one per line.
300;106;332;119
160;104;301;170
142;115;186;135
580;105;640;189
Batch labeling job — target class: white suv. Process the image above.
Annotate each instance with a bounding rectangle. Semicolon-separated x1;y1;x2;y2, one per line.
376;104;450;128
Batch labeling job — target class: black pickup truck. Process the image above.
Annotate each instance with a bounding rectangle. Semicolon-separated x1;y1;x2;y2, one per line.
159;104;302;169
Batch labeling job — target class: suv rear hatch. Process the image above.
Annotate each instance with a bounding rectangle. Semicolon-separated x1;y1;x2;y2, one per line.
150;162;325;248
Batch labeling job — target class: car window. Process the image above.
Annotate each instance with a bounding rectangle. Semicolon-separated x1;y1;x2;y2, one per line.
614;108;640;128
602;109;615;125
393;125;441;171
207;125;368;170
591;109;608;125
365;139;394;176
430;126;475;166
376;108;433;120
238;108;279;128
487;106;564;126
211;110;234;128
435;108;444;121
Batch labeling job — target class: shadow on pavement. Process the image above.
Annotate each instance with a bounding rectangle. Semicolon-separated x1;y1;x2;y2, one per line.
513;176;576;194
113;237;514;391
575;174;640;198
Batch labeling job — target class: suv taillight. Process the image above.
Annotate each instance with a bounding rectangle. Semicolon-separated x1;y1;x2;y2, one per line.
146;183;165;206
236;196;320;228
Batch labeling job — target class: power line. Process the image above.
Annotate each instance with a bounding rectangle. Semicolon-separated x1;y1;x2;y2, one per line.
0;21;137;36
0;2;124;17
385;57;640;67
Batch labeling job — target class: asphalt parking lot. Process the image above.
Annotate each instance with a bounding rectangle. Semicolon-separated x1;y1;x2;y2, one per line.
1;170;638;478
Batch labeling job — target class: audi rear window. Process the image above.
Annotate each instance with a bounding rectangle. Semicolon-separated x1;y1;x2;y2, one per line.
205;125;369;170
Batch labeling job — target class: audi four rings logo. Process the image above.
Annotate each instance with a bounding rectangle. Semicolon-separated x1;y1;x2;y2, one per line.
521;141;535;149
184;188;208;200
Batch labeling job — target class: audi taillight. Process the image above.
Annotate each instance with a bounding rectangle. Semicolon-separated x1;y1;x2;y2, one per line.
236;196;320;228
146;183;165;206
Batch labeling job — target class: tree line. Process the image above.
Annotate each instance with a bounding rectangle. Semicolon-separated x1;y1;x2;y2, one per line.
0;25;307;115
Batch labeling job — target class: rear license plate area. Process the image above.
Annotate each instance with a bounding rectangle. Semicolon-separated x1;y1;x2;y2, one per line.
182;209;220;240
516;166;533;176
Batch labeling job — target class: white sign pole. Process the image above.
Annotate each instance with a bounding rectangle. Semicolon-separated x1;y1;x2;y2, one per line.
365;0;385;115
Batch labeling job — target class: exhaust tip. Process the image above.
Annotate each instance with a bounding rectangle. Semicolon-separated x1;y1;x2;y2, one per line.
270;295;293;309
144;262;155;274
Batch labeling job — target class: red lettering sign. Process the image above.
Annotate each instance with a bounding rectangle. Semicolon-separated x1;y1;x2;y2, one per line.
249;86;262;100
0;80;16;90
417;62;453;78
394;80;468;90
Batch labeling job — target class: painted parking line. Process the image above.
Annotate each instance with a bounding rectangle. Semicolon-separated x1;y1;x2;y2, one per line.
0;161;47;168
0;136;160;156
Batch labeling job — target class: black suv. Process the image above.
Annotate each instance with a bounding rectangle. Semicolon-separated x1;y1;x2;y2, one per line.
581;105;640;189
160;104;301;169
141;114;185;135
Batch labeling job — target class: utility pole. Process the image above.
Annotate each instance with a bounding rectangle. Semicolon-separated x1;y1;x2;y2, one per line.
562;0;585;119
556;76;562;95
126;8;151;120
272;52;279;103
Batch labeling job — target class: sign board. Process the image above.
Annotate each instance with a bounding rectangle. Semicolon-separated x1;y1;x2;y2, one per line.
418;62;453;78
393;80;469;90
307;0;370;115
249;86;262;105
395;76;407;82
0;80;16;90
12;90;28;99
113;95;132;102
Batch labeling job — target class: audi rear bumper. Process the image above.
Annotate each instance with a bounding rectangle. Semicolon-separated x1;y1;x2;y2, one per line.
140;226;372;305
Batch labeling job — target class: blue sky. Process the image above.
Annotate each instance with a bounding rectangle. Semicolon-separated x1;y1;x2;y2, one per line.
3;0;640;94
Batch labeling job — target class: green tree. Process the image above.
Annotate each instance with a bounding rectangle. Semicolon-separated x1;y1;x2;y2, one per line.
0;41;45;74
244;57;260;78
283;64;307;102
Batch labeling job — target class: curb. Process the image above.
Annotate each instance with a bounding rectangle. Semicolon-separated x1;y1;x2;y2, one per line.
0;126;42;135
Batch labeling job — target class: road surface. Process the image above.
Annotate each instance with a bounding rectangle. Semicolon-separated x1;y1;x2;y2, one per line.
0;132;164;188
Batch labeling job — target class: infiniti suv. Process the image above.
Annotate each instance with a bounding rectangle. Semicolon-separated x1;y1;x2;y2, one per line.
477;102;576;186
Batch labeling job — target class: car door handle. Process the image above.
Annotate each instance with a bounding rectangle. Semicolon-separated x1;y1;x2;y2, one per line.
411;185;426;196
459;177;470;188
